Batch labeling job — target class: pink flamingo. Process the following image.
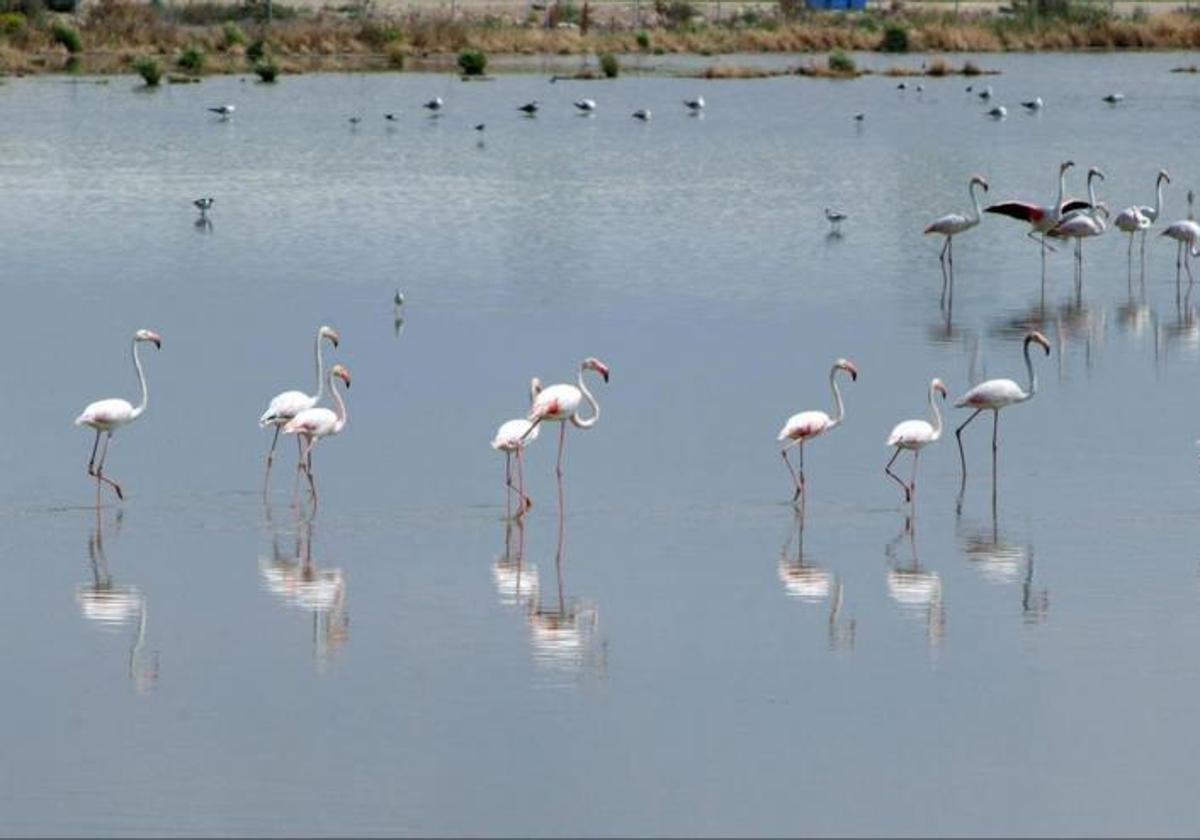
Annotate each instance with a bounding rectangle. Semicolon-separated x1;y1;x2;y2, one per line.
282;364;351;509
925;175;989;274
986;160;1084;275
885;379;948;504
258;326;340;492
521;357;610;519
1114;169;1169;258
491;377;543;517
74;329;162;501
776;358;858;502
953;331;1051;483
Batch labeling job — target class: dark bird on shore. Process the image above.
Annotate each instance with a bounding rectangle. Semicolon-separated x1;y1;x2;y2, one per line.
897;82;907;90
684;96;705;112
853;112;865;122
1102;92;1125;104
574;99;597;112
385;113;399;121
632;108;651;121
193;197;214;218
978;85;994;100
474;123;486;131
1021;97;1044;111
348;116;362;126
965;84;974;92
518;100;540;115
423;97;444;111
208;104;235;118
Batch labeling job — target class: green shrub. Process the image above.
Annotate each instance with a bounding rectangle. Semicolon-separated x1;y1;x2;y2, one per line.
254;58;278;81
880;22;909;52
246;37;266;61
177;44;205;73
0;11;26;34
457;48;486;75
827;49;855;73
635;29;650;48
387;46;405;68
599;51;618;77
133;55;162;86
50;19;81;52
222;21;245;48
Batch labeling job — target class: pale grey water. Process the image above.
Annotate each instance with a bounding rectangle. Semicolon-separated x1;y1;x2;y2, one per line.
3;53;1200;835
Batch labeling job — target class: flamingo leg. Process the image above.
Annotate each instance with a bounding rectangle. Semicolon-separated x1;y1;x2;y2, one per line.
263;424;281;495
992;409;1000;480
94;431;123;500
556;422;567;522
909;449;920;503
955;408;983;483
781;447;803;501
504;451;513;519
885;447;910;503
301;438;318;510
516;447;532;514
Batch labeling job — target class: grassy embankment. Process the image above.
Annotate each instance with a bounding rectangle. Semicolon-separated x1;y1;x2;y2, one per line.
3;0;1200;77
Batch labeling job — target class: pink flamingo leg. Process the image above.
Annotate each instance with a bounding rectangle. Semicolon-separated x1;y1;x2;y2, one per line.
516;447;532;514
781;443;804;501
503;451;513;519
92;430;123;501
263;424;281;494
955;408;983;482
301;438;319;511
885;447;910;503
556;423;567;548
909;449;920;502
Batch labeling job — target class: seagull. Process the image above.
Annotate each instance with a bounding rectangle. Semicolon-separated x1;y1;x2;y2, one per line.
978;85;994;100
348;116;362;126
208;104;235;118
853;112;865;121
916;83;925;92
825;207;847;232
897;82;907;90
965;84;974;92
1021;97;1044;111
385;113;400;121
574;99;597;112
684;96;705;112
1102;92;1125;104
987;104;1007;118
518;100;540;115
632;108;651;121
423;97;444;111
474;123;486;132
193;197;214;218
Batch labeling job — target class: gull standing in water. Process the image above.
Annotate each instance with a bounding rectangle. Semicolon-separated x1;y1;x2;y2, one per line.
208;104;235;119
193;197;214;219
825;207;847;234
684;96;705;113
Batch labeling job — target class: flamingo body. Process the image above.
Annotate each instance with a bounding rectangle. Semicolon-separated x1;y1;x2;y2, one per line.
955;378;1026;409
76;399;137;431
260;390;317;428
493;419;540;451
778;410;833;442
283;406;341;439
887;419;938;450
1114;206;1151;234
531;383;582;422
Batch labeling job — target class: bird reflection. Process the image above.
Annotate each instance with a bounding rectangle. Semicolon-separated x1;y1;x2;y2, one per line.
778;511;856;650
525;521;605;678
492;517;538;608
76;508;159;693
259;508;349;671
990;297;1104;383
1155;283;1200;368
956;483;1048;623
193;217;213;234
1117;264;1153;342
885;517;945;646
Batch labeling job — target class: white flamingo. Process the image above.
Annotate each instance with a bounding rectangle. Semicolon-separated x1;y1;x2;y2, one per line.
885;379;948;504
953;331;1051;484
776;358;858;502
924;175;989;274
491;377;543;517
282;364;351;509
1161;198;1200;285
1114;169;1169;257
1049;200;1109;290
258;326;340;491
74;329;162;501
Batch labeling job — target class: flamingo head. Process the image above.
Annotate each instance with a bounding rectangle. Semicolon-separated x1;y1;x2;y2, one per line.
135;329;162;349
1159;169;1171;185
1094;201;1110;219
1026;331;1051;355
529;376;543;402
331;363;351;388
1087;166;1106;183
834;358;858;381
1060;160;1075;173
319;325;340;347
582;357;610;383
970;175;989;192
932;378;948;399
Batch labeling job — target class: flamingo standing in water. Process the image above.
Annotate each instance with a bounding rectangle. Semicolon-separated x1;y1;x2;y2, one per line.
491;378;543;517
885;379;948;504
74;329;163;501
953;331;1051;485
986;160;1083;276
925;174;989;277
1114;169;1170;257
1161;190;1199;285
521;357;610;520
258;326;340;492
776;358;858;503
282;364;351;509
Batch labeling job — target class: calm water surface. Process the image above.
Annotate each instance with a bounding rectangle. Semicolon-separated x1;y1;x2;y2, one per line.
3;53;1200;835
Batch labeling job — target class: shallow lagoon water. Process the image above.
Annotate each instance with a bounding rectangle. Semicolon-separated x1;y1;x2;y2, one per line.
3;54;1200;835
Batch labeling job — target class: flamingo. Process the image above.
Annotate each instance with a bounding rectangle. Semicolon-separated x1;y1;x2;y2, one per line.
924;175;989;275
491;377;543;517
74;329;163;502
1161;213;1200;285
1048;201;1108;291
884;379;948;504
986;160;1080;275
1115;169;1170;257
520;357;610;520
282;363;351;508
953;331;1051;485
776;358;858;503
258;326;340;492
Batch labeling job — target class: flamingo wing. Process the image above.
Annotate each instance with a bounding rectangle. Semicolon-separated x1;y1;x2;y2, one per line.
985;202;1044;223
954;378;1025;409
886;420;934;448
283;407;337;438
492;418;538;450
778;411;831;442
260;389;316;427
1059;198;1092;215
75;398;135;428
530;384;581;420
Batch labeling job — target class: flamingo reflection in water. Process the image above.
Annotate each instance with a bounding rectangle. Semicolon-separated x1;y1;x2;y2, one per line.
259;510;349;671
956;486;1049;624
885;517;945;647
525;518;605;679
491;517;539;609
777;510;855;651
76;509;159;693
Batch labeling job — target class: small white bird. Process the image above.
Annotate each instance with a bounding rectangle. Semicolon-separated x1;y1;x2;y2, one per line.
1020;97;1044;111
208;104;235;118
885;379;948;504
987;105;1007;119
423;97;444;111
684;96;705;112
1102;92;1125;104
574;98;597;112
916;83;925;92
825;207;847;232
193;197;214;217
632;108;651;121
385;112;399;121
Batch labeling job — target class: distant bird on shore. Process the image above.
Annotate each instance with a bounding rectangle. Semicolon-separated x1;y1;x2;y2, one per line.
916;83;924;92
965;84;974;92
684;96;705;113
193;197;214;219
987;104;1007;119
208;104;235;118
978;85;994;100
385;113;399;121
1021;97;1044;111
825;207;847;233
474;123;486;132
1102;92;1125;104
897;82;907;90
632;108;651;121
423;97;444;111
518;100;540;116
853;112;865;122
348;116;362;126
574;99;597;113
393;290;405;335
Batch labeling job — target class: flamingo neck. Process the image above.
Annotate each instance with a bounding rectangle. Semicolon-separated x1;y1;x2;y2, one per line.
130;339;149;419
1054;166;1068;217
1152;176;1166;219
928;384;943;441
968;180;983;225
570;366;601;429
313;331;328;403
827;365;846;429
1023;337;1039;398
331;374;348;433
1086;172;1100;213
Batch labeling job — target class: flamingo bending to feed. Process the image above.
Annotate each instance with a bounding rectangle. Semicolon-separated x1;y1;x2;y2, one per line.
954;331;1050;483
1114;169;1169;257
74;329;163;501
885;379;948;504
986;160;1083;274
777;358;858;503
924;175;989;274
258;325;340;491
491;378;543;517
282;364;351;508
1048;200;1108;291
520;357;610;518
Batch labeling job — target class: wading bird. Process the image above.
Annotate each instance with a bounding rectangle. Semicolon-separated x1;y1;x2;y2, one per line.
1021;97;1044;111
986;159;1081;276
924;175;988;275
1102;92;1125;104
986;105;1007;119
777;358;858;503
825;207;847;233
1049;200;1108;291
518;100;540;116
574;99;597;113
193;197;214;219
954;331;1051;485
283;364;351;509
632;109;651;121
684;96;705;113
258;326;340;492
491;378;543;517
208;104;235;118
74;329;162;502
423;97;444;111
885;379;947;504
1114;169;1170;257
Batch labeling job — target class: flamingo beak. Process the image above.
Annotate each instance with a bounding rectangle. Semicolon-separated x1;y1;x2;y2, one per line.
148;332;162;349
845;362;859;381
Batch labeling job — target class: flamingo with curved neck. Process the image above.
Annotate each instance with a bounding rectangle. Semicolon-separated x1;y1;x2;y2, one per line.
985;160;1075;276
925;175;989;284
885;378;948;504
777;358;858;503
282;364;352;510
491;377;544;517
74;329;163;502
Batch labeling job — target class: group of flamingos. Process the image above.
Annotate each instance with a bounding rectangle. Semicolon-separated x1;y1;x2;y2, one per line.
72;160;1199;512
